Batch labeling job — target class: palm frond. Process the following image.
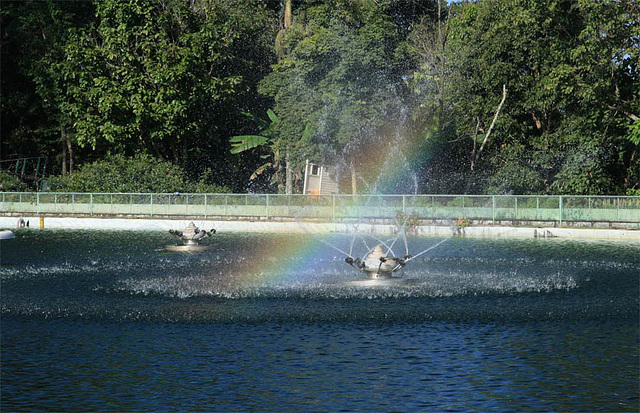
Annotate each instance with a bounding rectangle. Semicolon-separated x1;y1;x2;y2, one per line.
267;109;279;125
250;162;273;180
229;135;269;154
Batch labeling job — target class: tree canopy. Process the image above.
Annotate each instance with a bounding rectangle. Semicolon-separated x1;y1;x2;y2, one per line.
2;0;638;195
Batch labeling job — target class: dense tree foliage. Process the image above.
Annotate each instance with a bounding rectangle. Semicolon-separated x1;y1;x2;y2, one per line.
0;1;95;175
413;0;639;195
1;0;276;191
259;0;416;193
1;0;638;195
46;153;229;193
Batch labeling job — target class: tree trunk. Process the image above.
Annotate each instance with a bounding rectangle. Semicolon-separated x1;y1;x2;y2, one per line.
61;126;67;176
438;0;444;130
471;84;507;171
284;0;291;29
67;135;74;174
285;156;293;194
437;0;450;131
277;0;294;194
351;164;357;194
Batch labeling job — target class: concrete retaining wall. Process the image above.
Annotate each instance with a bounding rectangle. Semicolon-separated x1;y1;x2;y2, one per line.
1;216;638;240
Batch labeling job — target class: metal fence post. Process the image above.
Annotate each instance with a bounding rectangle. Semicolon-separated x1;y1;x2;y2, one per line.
492;195;495;224
332;194;336;221
462;196;465;218
559;196;563;226
204;194;207;219
266;194;270;219
90;193;93;216
150;194;153;217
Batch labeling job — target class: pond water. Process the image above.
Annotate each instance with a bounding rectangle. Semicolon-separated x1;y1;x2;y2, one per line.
1;229;638;412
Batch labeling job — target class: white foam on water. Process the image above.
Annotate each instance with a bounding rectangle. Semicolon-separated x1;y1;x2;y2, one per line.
108;264;580;300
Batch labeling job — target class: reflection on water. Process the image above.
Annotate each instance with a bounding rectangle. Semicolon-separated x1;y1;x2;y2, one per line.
1;230;638;411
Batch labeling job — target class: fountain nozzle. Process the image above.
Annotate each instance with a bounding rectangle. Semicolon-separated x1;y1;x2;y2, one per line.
347;245;405;279
168;222;216;249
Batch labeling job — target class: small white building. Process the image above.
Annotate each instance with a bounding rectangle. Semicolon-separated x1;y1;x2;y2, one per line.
303;160;339;195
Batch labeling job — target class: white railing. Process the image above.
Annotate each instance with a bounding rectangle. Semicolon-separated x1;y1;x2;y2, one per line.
1;192;639;224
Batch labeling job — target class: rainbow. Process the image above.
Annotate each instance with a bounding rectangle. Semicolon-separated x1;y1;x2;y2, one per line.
224;231;336;285
225;130;424;283
222;224;411;286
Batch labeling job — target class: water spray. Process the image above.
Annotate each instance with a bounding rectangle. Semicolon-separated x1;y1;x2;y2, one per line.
343;216;449;279
293;188;450;282
404;238;448;262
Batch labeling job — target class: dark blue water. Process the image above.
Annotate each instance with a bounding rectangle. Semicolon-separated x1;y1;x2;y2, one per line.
1;230;638;412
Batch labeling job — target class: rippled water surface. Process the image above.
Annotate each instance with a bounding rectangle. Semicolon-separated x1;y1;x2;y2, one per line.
1;229;638;411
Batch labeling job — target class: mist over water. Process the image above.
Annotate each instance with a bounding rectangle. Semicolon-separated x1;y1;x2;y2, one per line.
1;230;638;323
1;230;638;411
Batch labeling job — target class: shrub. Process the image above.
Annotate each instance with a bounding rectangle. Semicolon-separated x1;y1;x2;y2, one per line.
0;171;28;191
184;169;230;193
397;211;422;232
47;154;229;193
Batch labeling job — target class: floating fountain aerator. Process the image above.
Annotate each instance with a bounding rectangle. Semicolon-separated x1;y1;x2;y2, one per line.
346;245;410;279
167;222;215;251
0;230;15;240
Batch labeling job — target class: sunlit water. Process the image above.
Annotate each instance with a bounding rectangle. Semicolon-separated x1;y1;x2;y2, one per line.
1;229;638;411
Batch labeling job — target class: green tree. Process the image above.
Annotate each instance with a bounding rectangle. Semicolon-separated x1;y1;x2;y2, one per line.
0;1;96;175
408;0;451;133
65;1;274;163
2;0;277;191
438;0;638;195
259;0;413;194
